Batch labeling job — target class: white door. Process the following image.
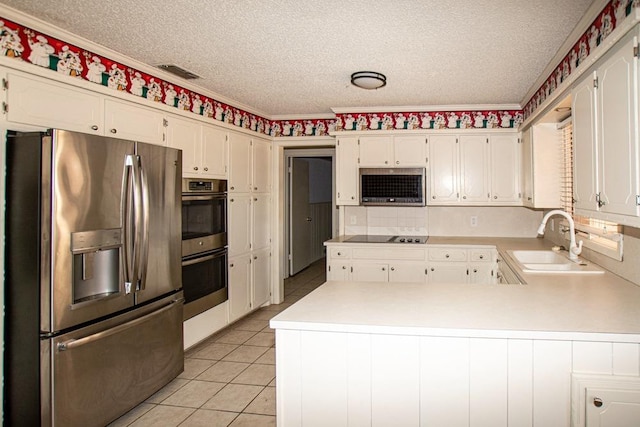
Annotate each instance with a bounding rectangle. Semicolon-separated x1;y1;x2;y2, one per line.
597;35;638;217
352;263;388;282
104;98;165;145
252;138;272;193
201;125;228;178
336;137;360;205
389;264;427;283
228;194;251;256
228;132;252;193
7;71;103;134
327;262;351;281
460;135;489;203
359;136;393;166
290;158;313;275
586;387;640;427
428;264;468;284
228;253;252;321
572;73;599;212
490;134;520;202
429;135;459;204
394;135;427;167
252;248;271;309
252;194;271;251
165;115;201;176
520;128;534;206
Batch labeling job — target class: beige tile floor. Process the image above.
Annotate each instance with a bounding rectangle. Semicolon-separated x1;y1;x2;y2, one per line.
109;258;326;427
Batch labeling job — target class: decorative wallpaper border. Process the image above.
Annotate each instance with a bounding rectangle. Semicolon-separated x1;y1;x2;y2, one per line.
523;0;636;119
335;110;523;131
3;2;633;137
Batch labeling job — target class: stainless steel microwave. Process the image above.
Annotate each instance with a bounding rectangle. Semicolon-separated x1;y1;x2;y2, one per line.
359;168;426;206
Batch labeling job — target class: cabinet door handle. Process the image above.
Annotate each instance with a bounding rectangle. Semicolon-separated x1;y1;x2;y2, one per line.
342;266;346;270
463;196;467;199
479;255;484;259
390;267;395;271
473;269;477;273
91;125;99;131
194;166;199;171
110;128;117;134
204;167;208;171
230;186;235;190
230;263;234;268
593;397;603;408
494;195;497;199
395;161;399;165
337;252;341;256
431;267;435;271
381;267;386;271
445;254;450;259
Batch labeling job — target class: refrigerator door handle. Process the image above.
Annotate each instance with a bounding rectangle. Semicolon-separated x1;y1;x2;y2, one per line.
56;299;183;351
122;155;134;293
124;154;143;292
137;158;150;290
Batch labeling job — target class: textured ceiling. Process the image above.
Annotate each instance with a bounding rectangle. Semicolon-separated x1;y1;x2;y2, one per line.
0;0;594;117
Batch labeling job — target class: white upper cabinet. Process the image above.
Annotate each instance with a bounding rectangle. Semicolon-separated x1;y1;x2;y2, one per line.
572;74;599;212
359;136;393;166
228;133;271;193
228;132;252;193
201;125;228;178
429;135;459;204
459;135;489;203
598;34;637;217
104;98;165;145
336;136;359;205
572;30;639;224
165;115;201;172
252;137;272;193
6;71;103;134
359;135;427;167
521;124;562;209
428;133;519;206
490;134;520;203
394;135;428;167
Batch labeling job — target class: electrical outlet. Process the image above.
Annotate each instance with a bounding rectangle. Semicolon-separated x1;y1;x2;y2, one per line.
350;215;357;225
470;216;478;227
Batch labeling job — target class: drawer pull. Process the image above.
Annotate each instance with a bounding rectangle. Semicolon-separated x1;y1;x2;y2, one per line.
593;397;603;408
445;254;450;259
479;255;484;259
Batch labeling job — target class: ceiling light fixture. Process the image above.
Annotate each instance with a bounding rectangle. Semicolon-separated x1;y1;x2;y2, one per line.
351;71;386;90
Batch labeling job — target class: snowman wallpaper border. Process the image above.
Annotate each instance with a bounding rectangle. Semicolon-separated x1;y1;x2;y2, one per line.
0;0;635;136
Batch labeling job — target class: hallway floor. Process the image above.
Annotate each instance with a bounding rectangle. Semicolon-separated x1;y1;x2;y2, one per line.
109;258;326;427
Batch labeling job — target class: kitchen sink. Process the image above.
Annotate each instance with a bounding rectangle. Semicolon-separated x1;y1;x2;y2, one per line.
507;250;604;274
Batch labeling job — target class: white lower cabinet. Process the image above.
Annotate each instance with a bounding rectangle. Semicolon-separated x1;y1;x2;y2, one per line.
228;249;271;322
276;330;640;427
228;253;252;322
325;244;496;284
252;248;271;309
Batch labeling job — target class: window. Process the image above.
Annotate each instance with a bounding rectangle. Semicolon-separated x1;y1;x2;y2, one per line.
558;117;623;260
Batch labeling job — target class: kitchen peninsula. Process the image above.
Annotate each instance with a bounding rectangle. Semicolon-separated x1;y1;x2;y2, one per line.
270;237;640;427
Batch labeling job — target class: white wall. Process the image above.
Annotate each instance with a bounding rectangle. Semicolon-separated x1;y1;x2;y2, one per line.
344;206;543;238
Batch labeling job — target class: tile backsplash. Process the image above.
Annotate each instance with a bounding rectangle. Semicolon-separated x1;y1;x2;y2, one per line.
344;206;543;238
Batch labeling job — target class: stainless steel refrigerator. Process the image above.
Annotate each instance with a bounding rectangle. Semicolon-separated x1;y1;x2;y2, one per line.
4;129;184;426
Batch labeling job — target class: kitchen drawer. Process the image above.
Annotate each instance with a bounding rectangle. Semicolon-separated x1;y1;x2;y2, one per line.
428;248;467;262
329;247;351;259
352;248;426;260
470;249;494;262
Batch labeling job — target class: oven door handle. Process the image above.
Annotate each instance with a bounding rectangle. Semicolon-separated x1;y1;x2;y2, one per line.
182;194;227;202
182;250;227;267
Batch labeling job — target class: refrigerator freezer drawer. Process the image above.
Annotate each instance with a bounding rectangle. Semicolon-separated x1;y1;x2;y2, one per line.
47;298;184;427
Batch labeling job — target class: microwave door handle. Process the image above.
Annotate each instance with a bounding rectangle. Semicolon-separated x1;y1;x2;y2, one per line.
122;155;136;293
137;158;150;291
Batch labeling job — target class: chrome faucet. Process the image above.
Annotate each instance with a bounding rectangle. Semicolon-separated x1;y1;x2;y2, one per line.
536;209;583;260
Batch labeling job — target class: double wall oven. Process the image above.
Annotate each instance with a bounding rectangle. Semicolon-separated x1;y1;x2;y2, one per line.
182;178;228;320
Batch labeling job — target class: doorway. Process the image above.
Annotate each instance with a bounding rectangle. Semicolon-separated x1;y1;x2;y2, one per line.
284;149;335;277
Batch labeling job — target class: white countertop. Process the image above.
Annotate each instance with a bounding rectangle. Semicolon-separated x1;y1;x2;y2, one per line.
271;237;640;342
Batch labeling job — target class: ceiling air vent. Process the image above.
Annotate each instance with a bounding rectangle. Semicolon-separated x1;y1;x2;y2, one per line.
156;64;200;80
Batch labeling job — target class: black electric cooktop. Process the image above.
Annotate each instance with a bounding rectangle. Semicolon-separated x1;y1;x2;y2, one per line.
346;235;428;244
